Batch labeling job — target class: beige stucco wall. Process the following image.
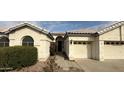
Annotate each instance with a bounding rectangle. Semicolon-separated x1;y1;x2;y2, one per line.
9;27;52;61
52;36;57;42
99;27;121;41
69;36;95;41
64;37;69;57
91;37;99;60
121;25;124;41
91;41;96;59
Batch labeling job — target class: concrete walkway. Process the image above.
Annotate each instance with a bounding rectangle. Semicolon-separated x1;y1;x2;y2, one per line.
55;54;84;71
55;54;124;72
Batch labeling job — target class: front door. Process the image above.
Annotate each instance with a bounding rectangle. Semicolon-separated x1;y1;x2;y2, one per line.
58;41;62;52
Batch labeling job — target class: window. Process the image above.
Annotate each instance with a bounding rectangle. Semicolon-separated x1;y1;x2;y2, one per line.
73;41;91;45
83;42;86;44
74;41;78;44
104;41;111;45
121;42;124;45
104;41;124;45
0;37;9;47
78;41;82;44
111;42;114;45
22;36;34;46
116;42;119;45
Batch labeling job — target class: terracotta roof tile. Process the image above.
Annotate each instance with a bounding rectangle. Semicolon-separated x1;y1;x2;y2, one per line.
0;28;7;32
67;29;97;34
51;32;65;35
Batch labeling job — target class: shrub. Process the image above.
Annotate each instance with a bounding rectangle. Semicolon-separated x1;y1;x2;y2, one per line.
0;46;37;70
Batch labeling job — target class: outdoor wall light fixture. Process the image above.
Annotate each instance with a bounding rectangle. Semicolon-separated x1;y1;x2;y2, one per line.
70;40;72;44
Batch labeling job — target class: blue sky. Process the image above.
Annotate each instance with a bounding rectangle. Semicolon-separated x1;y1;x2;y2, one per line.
0;21;115;32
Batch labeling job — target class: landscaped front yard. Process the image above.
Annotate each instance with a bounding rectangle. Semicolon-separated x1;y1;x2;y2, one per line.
12;56;63;72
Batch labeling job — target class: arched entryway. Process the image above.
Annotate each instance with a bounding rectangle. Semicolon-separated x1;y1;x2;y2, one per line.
56;36;64;52
22;36;34;46
0;36;9;47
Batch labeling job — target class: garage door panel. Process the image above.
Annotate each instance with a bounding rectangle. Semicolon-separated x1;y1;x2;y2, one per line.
73;44;91;58
104;45;124;59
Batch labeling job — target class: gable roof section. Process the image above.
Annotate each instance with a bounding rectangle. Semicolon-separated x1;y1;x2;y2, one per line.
4;22;54;40
97;21;124;35
64;21;124;38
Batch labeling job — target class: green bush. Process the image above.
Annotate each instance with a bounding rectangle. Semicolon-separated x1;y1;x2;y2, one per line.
0;46;37;70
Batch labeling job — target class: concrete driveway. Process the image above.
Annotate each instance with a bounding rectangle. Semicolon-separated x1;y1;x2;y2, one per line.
55;55;124;72
75;59;124;72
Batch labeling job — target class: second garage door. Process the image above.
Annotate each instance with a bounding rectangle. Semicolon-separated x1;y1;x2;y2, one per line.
104;41;124;59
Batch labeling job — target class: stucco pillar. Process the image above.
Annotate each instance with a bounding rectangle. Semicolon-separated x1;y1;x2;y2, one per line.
98;40;104;61
69;40;75;60
9;39;16;46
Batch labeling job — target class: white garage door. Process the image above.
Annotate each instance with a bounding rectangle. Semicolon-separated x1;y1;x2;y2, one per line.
104;41;124;59
73;41;92;59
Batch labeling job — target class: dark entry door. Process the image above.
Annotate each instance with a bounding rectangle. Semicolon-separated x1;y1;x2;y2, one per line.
58;41;62;52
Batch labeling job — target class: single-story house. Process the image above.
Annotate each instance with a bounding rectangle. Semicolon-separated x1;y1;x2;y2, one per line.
0;21;124;61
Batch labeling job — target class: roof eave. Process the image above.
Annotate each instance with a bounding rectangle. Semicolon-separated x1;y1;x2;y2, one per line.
4;22;54;40
98;21;124;35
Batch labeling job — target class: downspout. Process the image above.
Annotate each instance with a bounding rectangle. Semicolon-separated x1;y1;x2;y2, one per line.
119;26;122;41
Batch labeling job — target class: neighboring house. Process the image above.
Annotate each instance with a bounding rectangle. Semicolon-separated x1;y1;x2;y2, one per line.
0;21;124;62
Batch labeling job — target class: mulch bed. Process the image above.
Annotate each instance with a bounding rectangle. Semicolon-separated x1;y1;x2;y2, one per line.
12;61;47;72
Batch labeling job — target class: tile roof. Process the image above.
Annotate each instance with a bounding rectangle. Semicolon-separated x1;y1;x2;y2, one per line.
66;21;123;35
5;22;48;34
51;32;65;36
0;22;54;40
67;29;97;34
0;21;123;38
0;28;7;32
